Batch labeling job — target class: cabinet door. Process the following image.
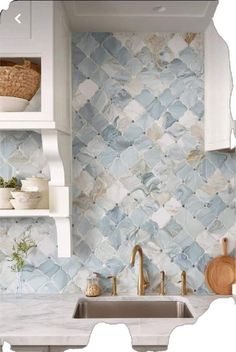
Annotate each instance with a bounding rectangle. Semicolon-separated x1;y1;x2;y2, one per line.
12;347;49;352
0;0;31;39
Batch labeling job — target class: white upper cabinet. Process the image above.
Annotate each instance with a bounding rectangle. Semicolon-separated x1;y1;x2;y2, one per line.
204;21;235;151
0;1;72;257
0;1;71;134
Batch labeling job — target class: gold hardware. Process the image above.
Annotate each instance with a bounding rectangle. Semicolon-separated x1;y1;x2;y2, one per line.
130;244;149;296
181;271;187;296
159;270;165;295
108;276;118;296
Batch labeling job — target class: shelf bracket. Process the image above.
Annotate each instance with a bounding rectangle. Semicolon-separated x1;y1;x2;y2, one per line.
41;129;72;257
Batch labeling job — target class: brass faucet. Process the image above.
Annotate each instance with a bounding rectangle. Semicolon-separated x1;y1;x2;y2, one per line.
130;245;149;295
107;276;117;296
159;270;165;295
181;271;187;296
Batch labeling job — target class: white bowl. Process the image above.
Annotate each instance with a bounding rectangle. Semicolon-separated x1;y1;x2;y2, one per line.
11;191;40;201
10;198;40;210
0;96;29;112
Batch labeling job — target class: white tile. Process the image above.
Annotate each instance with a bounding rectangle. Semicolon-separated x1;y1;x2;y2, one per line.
168;34;188;56
79;79;99;99
152;207;171;228
123;100;146;121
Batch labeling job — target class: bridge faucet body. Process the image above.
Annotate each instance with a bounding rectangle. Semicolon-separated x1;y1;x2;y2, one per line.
130;245;149;295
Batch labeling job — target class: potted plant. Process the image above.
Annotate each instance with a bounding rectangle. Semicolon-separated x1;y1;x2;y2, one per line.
0;176;19;209
9;235;37;296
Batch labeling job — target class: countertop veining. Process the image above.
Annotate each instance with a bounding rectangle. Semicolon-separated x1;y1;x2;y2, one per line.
0;294;224;346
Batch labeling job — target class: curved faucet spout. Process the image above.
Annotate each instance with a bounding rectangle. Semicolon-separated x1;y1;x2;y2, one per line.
130;245;149;295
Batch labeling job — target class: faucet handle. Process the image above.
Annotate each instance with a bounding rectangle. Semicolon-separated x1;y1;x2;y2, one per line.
107;275;118;296
180;270;187;296
143;269;150;289
159;270;165;295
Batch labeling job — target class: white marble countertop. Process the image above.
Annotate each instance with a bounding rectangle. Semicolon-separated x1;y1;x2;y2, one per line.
0;294;223;347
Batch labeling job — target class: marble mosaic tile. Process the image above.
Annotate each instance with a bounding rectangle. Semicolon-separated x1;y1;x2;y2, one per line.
0;32;236;295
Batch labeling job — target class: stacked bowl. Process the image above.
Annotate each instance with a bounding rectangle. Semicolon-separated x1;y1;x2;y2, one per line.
10;191;41;209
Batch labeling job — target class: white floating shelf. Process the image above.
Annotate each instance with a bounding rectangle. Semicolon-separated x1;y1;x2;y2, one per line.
0;209;50;217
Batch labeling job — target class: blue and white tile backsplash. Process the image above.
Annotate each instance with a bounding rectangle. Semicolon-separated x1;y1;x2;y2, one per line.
0;32;236;294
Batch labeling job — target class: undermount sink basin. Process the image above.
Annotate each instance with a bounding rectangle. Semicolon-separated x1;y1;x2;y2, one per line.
73;299;193;319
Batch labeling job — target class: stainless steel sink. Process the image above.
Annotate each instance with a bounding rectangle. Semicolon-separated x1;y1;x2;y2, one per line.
73;299;193;319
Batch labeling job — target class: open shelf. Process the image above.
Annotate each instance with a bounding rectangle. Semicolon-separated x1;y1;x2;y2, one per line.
0;209;50;217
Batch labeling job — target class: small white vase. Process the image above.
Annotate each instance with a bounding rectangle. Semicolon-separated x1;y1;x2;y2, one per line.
0;188;15;209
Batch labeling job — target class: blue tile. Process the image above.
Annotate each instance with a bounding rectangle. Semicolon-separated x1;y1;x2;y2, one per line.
103;36;122;56
168;101;187;119
91;32;111;43
98;147;119;168
39;260;60;278
112;89;132;108
72;45;86;65
89;113;108;132
148;99;165;119
197;253;212;273
91;46;111;65
126;58;143;76
130;208;148;227
90;91;108;112
144;148;162;168
159;89;175;107
163;112;176;128
168;58;188;76
173;252;192;271
135;89;155;108
191;100;204;118
123;125;143;142
137;47;153;66
86;255;104;272
74;69;86;85
107;206;126;225
72;136;86;156
183;242;204;264
175;184;193;203
141;220;159;237
79;58;98;77
198;159;215;181
101;125;121;142
110;136;130;152
116;47;132;66
208;195;226;216
91;69;109;87
105;257;125;275
52;270;70;291
79;102;98;121
164;218;183;238
72;32;86;44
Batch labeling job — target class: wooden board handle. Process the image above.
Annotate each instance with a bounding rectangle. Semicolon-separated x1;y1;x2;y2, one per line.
222;237;228;256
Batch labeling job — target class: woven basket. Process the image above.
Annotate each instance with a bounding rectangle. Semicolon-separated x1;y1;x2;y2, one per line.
0;60;40;101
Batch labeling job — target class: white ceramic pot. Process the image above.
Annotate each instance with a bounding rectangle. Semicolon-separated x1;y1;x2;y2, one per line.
0;188;15;209
10;198;40;210
21;177;49;209
11;191;40;201
0;96;29;112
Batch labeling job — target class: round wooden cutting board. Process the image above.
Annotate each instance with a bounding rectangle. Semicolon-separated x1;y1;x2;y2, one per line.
205;238;236;295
